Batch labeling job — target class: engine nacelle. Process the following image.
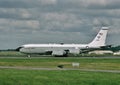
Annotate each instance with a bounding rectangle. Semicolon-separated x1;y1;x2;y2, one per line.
52;50;66;56
69;49;80;54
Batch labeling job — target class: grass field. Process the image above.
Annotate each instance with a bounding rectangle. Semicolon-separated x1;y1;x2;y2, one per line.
0;51;120;85
0;69;120;85
0;57;120;70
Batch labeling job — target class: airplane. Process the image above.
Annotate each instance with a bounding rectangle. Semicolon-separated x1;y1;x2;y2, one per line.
16;27;109;57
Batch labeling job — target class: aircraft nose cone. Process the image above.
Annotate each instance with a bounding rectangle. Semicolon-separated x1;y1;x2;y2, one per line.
16;47;23;51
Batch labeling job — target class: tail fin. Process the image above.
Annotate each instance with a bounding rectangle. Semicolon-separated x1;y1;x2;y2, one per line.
89;27;109;46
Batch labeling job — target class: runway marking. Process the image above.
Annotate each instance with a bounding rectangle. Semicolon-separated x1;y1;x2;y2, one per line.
0;66;120;73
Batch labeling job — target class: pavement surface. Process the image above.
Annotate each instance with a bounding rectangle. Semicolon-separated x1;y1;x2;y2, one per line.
0;56;120;59
0;66;120;73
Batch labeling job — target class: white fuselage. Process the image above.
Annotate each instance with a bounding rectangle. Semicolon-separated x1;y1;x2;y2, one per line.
18;27;109;56
19;44;99;54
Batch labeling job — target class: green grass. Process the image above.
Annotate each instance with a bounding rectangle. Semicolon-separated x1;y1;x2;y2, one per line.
0;69;120;85
0;58;120;70
0;51;120;85
0;51;26;57
0;57;119;84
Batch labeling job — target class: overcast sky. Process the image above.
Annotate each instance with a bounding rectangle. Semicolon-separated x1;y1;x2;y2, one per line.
0;0;120;49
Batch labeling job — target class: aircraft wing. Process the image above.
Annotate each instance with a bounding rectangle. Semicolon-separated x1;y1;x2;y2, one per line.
80;48;99;53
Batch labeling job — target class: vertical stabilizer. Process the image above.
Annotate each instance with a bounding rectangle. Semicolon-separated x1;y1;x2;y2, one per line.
89;27;109;46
